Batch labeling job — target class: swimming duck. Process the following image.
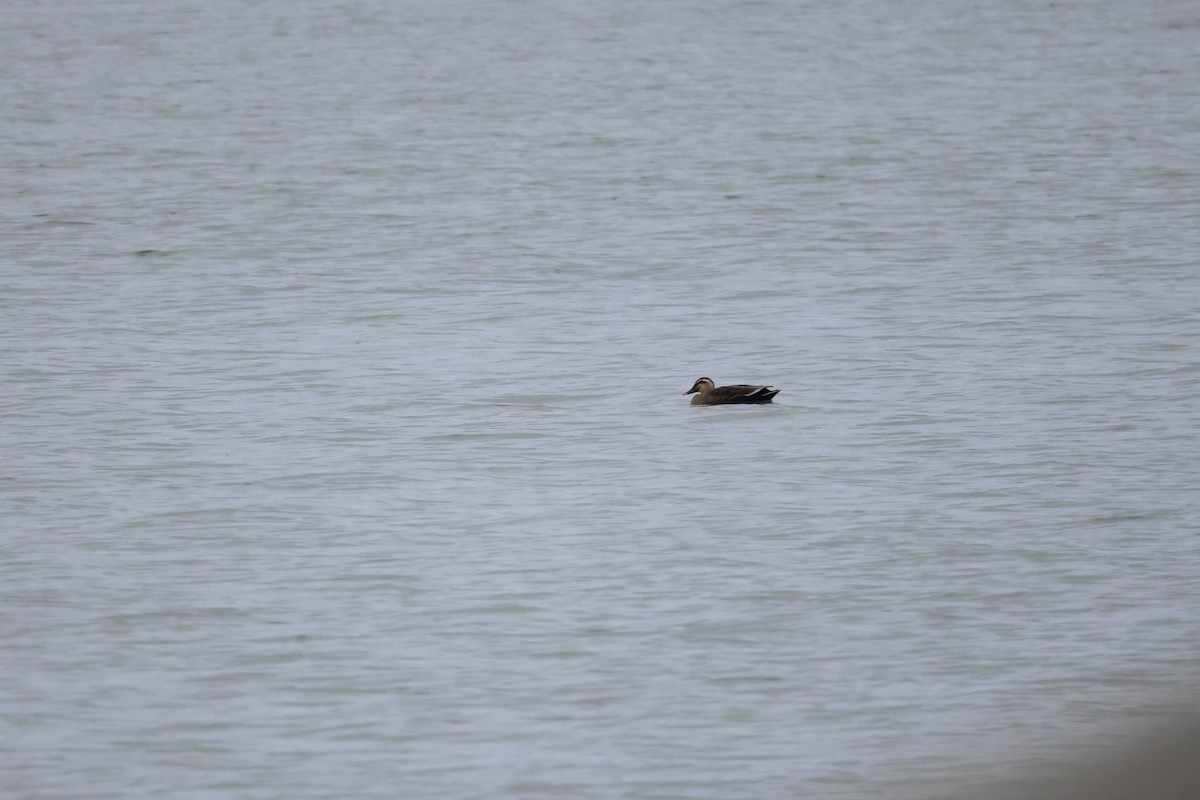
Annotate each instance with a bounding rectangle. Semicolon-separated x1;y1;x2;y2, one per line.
683;377;779;405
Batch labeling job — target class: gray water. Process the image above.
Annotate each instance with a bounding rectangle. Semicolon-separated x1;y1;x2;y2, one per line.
3;1;1199;798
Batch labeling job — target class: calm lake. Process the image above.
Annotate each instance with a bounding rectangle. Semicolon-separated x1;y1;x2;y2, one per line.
3;1;1199;798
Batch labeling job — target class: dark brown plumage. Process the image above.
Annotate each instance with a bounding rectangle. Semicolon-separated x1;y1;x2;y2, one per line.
683;377;779;405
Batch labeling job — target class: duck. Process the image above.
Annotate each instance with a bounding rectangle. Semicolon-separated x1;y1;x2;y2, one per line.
683;377;779;405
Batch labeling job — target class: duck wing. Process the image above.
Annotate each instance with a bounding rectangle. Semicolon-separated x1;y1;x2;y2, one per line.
708;384;779;404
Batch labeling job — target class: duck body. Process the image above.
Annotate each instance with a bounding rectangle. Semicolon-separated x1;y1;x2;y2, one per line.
683;377;779;405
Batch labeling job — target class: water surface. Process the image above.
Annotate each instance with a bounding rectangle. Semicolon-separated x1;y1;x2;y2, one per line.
3;1;1199;798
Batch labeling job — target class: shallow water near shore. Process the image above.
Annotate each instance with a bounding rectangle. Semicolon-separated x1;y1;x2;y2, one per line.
3;1;1200;798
